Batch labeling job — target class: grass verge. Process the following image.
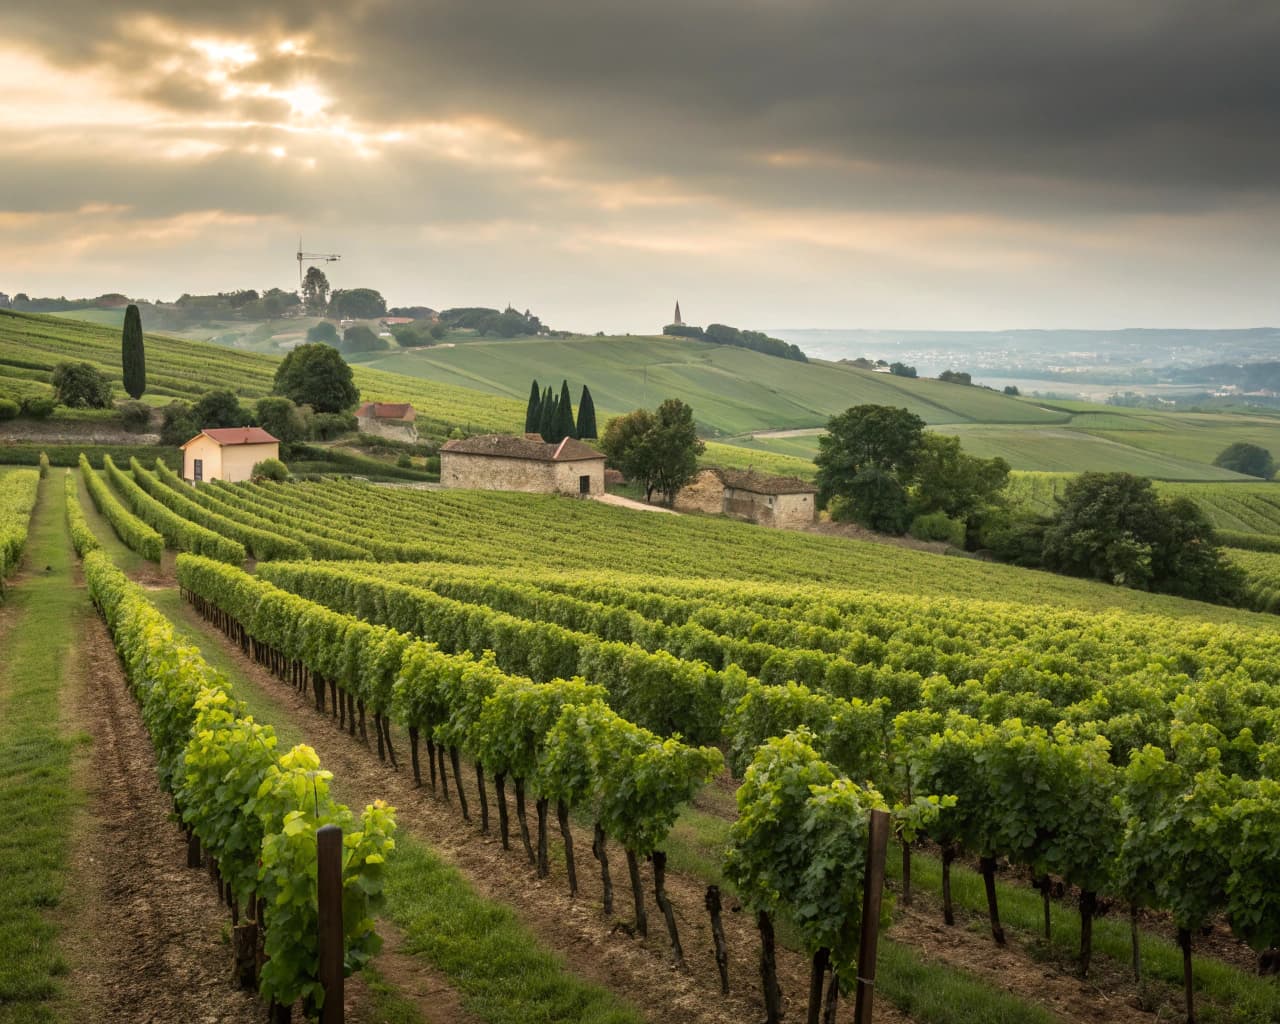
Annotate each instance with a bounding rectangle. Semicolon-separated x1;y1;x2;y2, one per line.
0;477;85;1023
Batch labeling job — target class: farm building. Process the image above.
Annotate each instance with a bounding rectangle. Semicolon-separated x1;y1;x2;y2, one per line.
440;434;605;495
181;427;280;484
675;467;817;527
356;401;418;441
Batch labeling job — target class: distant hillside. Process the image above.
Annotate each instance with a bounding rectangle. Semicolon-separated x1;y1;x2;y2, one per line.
0;310;524;438
351;333;1061;437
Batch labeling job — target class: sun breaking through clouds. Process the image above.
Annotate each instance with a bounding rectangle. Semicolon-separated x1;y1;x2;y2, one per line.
1;1;1278;331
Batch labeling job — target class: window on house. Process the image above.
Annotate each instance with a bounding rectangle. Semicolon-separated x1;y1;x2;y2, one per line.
193;458;203;482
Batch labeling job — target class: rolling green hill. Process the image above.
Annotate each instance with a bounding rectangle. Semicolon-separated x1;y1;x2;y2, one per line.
352;334;1065;437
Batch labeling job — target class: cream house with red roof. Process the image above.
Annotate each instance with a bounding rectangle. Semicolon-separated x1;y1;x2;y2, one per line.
180;427;280;483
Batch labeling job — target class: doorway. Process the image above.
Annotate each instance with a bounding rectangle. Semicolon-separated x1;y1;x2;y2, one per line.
579;475;591;494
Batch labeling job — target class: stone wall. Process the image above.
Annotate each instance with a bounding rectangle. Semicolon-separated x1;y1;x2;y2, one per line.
673;469;725;514
356;416;418;443
771;491;816;528
440;452;604;494
723;487;816;528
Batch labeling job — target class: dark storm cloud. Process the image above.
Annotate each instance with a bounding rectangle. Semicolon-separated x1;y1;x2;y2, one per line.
11;1;1280;211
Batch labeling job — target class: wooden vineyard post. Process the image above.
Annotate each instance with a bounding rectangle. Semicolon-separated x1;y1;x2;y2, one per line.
853;808;890;1024
705;885;729;994
317;825;344;1024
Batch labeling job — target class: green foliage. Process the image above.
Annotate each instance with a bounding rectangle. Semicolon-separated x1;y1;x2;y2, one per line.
0;398;17;420
328;287;387;320
695;322;808;362
890;362;918;378
121;303;146;400
51;360;113;408
553;379;576;442
160;399;200;445
301;267;330;314
192;388;250;429
80;454;165;561
255;396;309;446
306;321;340;345
576;384;598;440
600;399;704;505
1213;442;1275;480
253;457;291;482
537;385;557;441
908;511;966;546
118;400;153;432
1043;472;1244;601
37;451;49;479
64;469;101;556
341;325;388;354
0;469;39;583
274;343;359;414
815;405;926;531
911;434;1010;523
938;370;972;385
21;396;55;418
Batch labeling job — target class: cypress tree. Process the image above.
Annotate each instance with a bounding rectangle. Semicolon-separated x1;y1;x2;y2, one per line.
538;386;557;442
555;379;576;441
524;378;541;433
576;384;598;439
121;303;146;400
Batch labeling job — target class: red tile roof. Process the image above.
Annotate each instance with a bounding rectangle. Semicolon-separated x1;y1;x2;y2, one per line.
441;434;604;463
356;402;416;421
182;427;280;448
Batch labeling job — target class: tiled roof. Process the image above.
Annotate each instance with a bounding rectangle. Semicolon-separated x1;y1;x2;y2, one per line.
356;402;415;420
714;467;817;495
182;427;279;448
441;434;604;462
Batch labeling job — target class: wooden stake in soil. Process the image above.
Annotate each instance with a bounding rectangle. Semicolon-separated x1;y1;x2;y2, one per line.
1079;889;1097;977
557;800;576;895
1036;875;1051;940
426;737;437;792
495;773;511;850
514;778;535;865
437;744;450;801
409;727;421;787
1178;927;1195;1024
535;797;550;878
705;885;729;994
593;823;613;915
476;764;490;834
978;856;1006;945
1130;903;1142;982
822;966;840;1024
807;947;830;1024
941;845;956;926
450;748;469;821
652;851;682;964
757;910;782;1024
316;824;344;1024
853;808;890;1024
900;837;911;906
625;849;648;937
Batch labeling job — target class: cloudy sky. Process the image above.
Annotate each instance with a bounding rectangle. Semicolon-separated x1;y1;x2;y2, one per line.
2;2;1277;332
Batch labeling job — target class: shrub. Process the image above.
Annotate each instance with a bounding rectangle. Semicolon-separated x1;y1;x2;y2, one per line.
51;361;113;408
310;411;356;440
0;398;18;420
908;511;965;546
396;453;413;468
38;451;50;478
21;397;55;419
119;400;154;432
252;458;290;482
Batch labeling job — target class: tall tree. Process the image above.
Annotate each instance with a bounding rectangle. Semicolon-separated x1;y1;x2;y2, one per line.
576;384;598;439
1213;442;1275;480
121;303;146;400
301;266;330;314
272;342;359;413
600;399;704;505
538;386;557;441
814;404;925;532
554;379;576;441
525;379;541;433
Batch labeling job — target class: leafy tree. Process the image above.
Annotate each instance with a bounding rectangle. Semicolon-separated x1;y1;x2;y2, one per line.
600;399;703;505
537;386;557;442
51;361;112;408
814;405;925;531
273;343;359;414
1042;472;1243;601
328;287;387;320
300;266;330;313
341;325;387;353
889;362;918;378
429;322;447;340
121;303;146;400
577;384;598;439
192;389;250;429
937;370;972;385
1003;385;1020;396
1213;442;1275;479
306;320;340;345
251;457;290;481
524;379;541;433
255;396;308;446
911;434;1009;523
159;400;199;445
553;379;576;441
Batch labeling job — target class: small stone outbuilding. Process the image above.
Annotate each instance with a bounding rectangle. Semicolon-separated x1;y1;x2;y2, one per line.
356;402;418;442
181;427;280;484
675;467;817;527
440;434;605;495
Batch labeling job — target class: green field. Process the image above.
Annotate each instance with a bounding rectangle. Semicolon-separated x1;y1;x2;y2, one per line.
355;334;1065;437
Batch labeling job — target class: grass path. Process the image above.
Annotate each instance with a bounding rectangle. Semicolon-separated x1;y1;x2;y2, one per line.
0;476;83;1023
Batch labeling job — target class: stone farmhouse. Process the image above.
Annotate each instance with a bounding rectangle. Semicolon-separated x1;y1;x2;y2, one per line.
675;467;817;527
440;434;605;495
355;401;417;442
181;427;280;484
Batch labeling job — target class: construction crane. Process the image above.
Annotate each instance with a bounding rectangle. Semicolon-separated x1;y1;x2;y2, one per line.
295;239;341;289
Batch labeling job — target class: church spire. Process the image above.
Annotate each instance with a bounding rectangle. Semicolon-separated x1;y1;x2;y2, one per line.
673;299;683;326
